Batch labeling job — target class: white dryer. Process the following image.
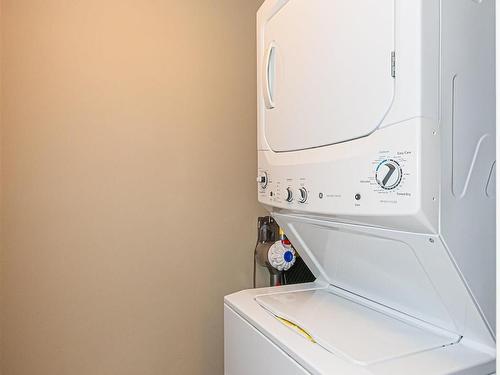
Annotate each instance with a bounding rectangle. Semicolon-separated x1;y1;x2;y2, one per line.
225;1;496;374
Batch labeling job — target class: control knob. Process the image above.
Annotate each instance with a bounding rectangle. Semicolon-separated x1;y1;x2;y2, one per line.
285;187;293;202
376;159;402;190
298;187;308;203
257;172;268;189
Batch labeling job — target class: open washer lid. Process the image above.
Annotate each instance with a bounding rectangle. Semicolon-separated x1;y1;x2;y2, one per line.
261;0;395;152
256;289;460;366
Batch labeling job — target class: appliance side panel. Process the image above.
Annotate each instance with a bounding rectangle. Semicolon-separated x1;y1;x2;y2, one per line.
439;0;496;334
224;305;310;375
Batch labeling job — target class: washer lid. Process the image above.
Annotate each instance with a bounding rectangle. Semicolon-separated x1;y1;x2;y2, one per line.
262;0;395;152
256;290;460;366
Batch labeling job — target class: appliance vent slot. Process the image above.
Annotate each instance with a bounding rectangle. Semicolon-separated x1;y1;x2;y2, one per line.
391;51;396;78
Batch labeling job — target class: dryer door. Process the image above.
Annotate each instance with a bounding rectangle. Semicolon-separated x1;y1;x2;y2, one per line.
262;0;395;152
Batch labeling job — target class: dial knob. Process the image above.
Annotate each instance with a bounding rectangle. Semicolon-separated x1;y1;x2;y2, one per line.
285;187;293;202
376;159;402;190
298;187;308;203
257;172;268;189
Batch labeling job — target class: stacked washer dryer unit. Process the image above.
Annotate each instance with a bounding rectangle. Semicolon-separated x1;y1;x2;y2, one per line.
224;1;496;374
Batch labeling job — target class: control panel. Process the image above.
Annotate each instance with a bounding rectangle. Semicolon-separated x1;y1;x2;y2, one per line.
258;152;416;217
257;121;425;220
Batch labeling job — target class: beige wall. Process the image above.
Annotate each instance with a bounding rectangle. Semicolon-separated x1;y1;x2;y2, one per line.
0;1;264;374
0;1;2;372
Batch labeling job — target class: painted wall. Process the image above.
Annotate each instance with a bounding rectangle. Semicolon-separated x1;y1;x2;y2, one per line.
0;2;2;372
0;1;264;374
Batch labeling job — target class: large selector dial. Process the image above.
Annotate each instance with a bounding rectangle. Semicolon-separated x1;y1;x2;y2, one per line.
376;159;402;190
285;187;293;202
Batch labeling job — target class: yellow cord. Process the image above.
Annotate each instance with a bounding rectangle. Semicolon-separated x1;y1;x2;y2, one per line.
276;317;316;343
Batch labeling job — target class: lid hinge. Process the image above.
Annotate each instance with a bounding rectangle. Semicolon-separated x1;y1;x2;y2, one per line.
391;51;396;78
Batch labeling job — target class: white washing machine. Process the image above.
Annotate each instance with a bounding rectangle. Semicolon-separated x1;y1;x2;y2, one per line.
225;1;496;374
